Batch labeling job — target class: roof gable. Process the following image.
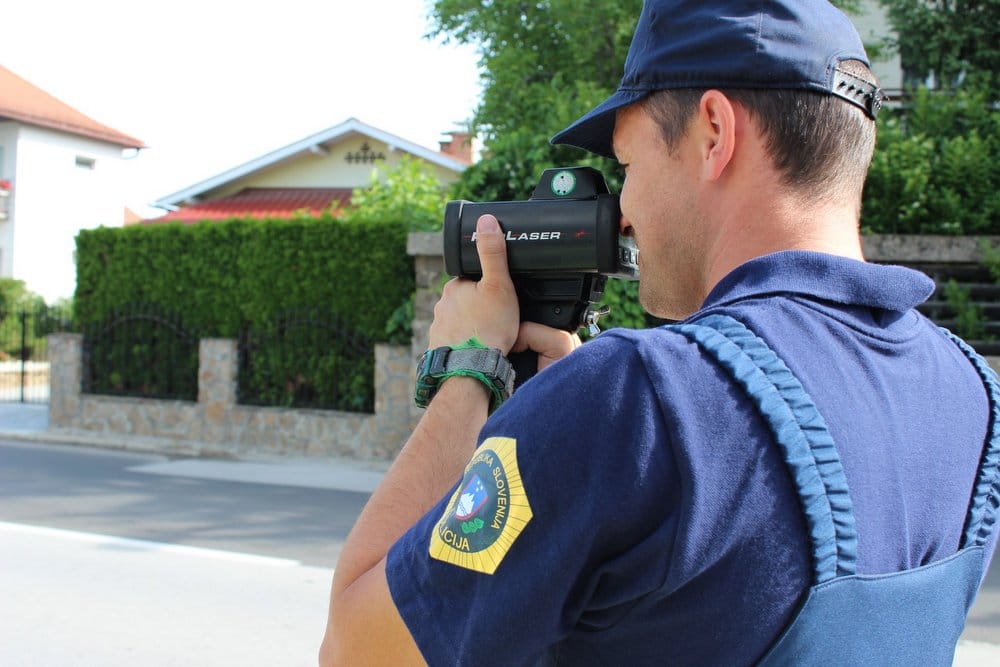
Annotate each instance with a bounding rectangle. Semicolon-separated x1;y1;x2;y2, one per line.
0;65;144;149
155;117;467;208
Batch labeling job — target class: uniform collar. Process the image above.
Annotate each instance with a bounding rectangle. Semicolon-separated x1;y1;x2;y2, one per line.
701;250;935;313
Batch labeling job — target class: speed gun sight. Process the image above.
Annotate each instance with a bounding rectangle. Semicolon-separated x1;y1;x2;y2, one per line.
443;166;639;336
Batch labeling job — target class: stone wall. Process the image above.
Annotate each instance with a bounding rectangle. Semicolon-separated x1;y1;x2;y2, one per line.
45;233;1000;463
49;334;415;462
862;234;1000;265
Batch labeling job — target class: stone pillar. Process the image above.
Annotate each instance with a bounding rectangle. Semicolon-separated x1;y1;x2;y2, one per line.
373;343;417;459
48;333;82;428
408;232;445;354
198;339;238;442
408;232;445;422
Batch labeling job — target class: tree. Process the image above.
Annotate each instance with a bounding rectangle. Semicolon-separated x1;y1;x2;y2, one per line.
427;1;867;330
430;0;866;201
862;85;1000;235
338;156;450;231
429;0;643;200
0;278;42;313
877;0;1000;90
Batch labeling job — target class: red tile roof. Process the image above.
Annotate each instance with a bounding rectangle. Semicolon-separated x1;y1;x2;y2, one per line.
0;65;144;149
147;187;353;223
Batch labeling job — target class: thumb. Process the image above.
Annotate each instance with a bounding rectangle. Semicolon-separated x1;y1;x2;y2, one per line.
475;215;511;288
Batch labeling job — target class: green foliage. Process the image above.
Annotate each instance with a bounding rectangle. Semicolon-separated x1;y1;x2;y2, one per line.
862;84;1000;234
877;0;1000;91
342;158;444;344
384;292;415;345
75;215;414;411
82;306;200;400
942;278;991;340
341;156;451;231
980;239;1000;283
0;278;43;313
595;279;648;333
239;310;375;412
430;0;638;200
0;281;70;360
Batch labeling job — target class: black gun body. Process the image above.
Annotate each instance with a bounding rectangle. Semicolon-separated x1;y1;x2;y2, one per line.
444;197;623;331
443;195;622;278
440;166;637;388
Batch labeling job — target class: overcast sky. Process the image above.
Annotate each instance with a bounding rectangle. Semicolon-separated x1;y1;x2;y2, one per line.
0;0;482;216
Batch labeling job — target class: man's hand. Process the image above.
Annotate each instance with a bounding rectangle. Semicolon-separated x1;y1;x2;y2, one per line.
512;322;581;372
429;213;581;373
429;214;520;353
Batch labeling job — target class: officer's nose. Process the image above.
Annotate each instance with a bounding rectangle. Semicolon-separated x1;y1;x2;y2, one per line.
620;213;634;237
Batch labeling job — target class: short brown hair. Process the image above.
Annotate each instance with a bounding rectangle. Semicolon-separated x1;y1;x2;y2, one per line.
641;60;878;198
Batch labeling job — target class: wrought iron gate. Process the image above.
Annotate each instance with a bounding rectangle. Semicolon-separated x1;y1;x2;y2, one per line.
0;305;73;403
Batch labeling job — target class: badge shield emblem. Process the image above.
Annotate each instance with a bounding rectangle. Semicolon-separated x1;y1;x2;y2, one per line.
429;437;532;574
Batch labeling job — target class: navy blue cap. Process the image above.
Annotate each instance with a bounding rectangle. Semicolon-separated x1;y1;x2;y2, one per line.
551;0;883;159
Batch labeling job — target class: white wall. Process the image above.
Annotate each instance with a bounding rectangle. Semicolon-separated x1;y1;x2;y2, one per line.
0;122;18;279
9;125;128;303
851;0;903;92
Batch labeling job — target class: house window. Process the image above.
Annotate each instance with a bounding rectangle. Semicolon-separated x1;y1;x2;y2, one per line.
75;155;96;169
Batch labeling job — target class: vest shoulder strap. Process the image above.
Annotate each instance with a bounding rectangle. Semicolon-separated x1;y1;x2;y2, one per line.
672;313;857;583
937;328;1000;549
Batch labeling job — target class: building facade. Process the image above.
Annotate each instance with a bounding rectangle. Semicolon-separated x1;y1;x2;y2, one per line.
0;65;143;302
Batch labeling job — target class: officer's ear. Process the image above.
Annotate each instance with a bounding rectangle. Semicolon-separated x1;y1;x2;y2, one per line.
695;90;737;182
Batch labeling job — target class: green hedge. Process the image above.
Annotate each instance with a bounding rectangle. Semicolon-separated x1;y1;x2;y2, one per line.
862;86;1000;235
75;215;414;410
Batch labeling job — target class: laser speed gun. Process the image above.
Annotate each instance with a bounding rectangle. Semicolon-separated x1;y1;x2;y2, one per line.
442;166;639;385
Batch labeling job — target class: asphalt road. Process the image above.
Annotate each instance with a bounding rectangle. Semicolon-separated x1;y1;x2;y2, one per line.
0;439;371;568
3;437;1000;665
1;521;333;666
0;439;377;666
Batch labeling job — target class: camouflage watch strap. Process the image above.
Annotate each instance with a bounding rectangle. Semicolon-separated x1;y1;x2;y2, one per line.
414;344;515;412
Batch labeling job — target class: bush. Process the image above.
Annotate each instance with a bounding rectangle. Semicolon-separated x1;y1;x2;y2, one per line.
82;304;200;400
862;85;1000;235
596;278;651;333
342;156;451;232
0;280;70;360
75;215;414;411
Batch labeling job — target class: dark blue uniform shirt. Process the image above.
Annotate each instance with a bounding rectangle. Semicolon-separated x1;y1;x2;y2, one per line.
387;251;993;665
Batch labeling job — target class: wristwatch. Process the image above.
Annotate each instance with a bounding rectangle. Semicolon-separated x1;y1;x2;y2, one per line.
414;345;516;411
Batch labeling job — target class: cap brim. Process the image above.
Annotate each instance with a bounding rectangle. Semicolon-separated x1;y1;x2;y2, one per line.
550;89;649;160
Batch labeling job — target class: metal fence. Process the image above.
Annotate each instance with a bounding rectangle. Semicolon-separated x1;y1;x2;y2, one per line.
81;304;200;401
0;304;74;403
77;304;377;413
238;308;375;412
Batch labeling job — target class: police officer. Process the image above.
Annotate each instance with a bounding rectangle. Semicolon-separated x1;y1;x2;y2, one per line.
321;1;1000;664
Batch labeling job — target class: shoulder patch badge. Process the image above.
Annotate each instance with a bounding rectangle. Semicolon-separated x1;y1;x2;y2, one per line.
429;436;532;575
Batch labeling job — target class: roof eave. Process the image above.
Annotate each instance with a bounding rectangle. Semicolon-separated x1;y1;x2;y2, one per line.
0;109;146;149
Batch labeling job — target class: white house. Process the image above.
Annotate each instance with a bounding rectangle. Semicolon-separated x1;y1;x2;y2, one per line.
147;6;900;224
150;117;471;222
0;65;144;303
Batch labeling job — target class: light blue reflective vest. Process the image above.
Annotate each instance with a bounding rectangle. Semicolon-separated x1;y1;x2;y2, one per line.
673;314;1000;667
